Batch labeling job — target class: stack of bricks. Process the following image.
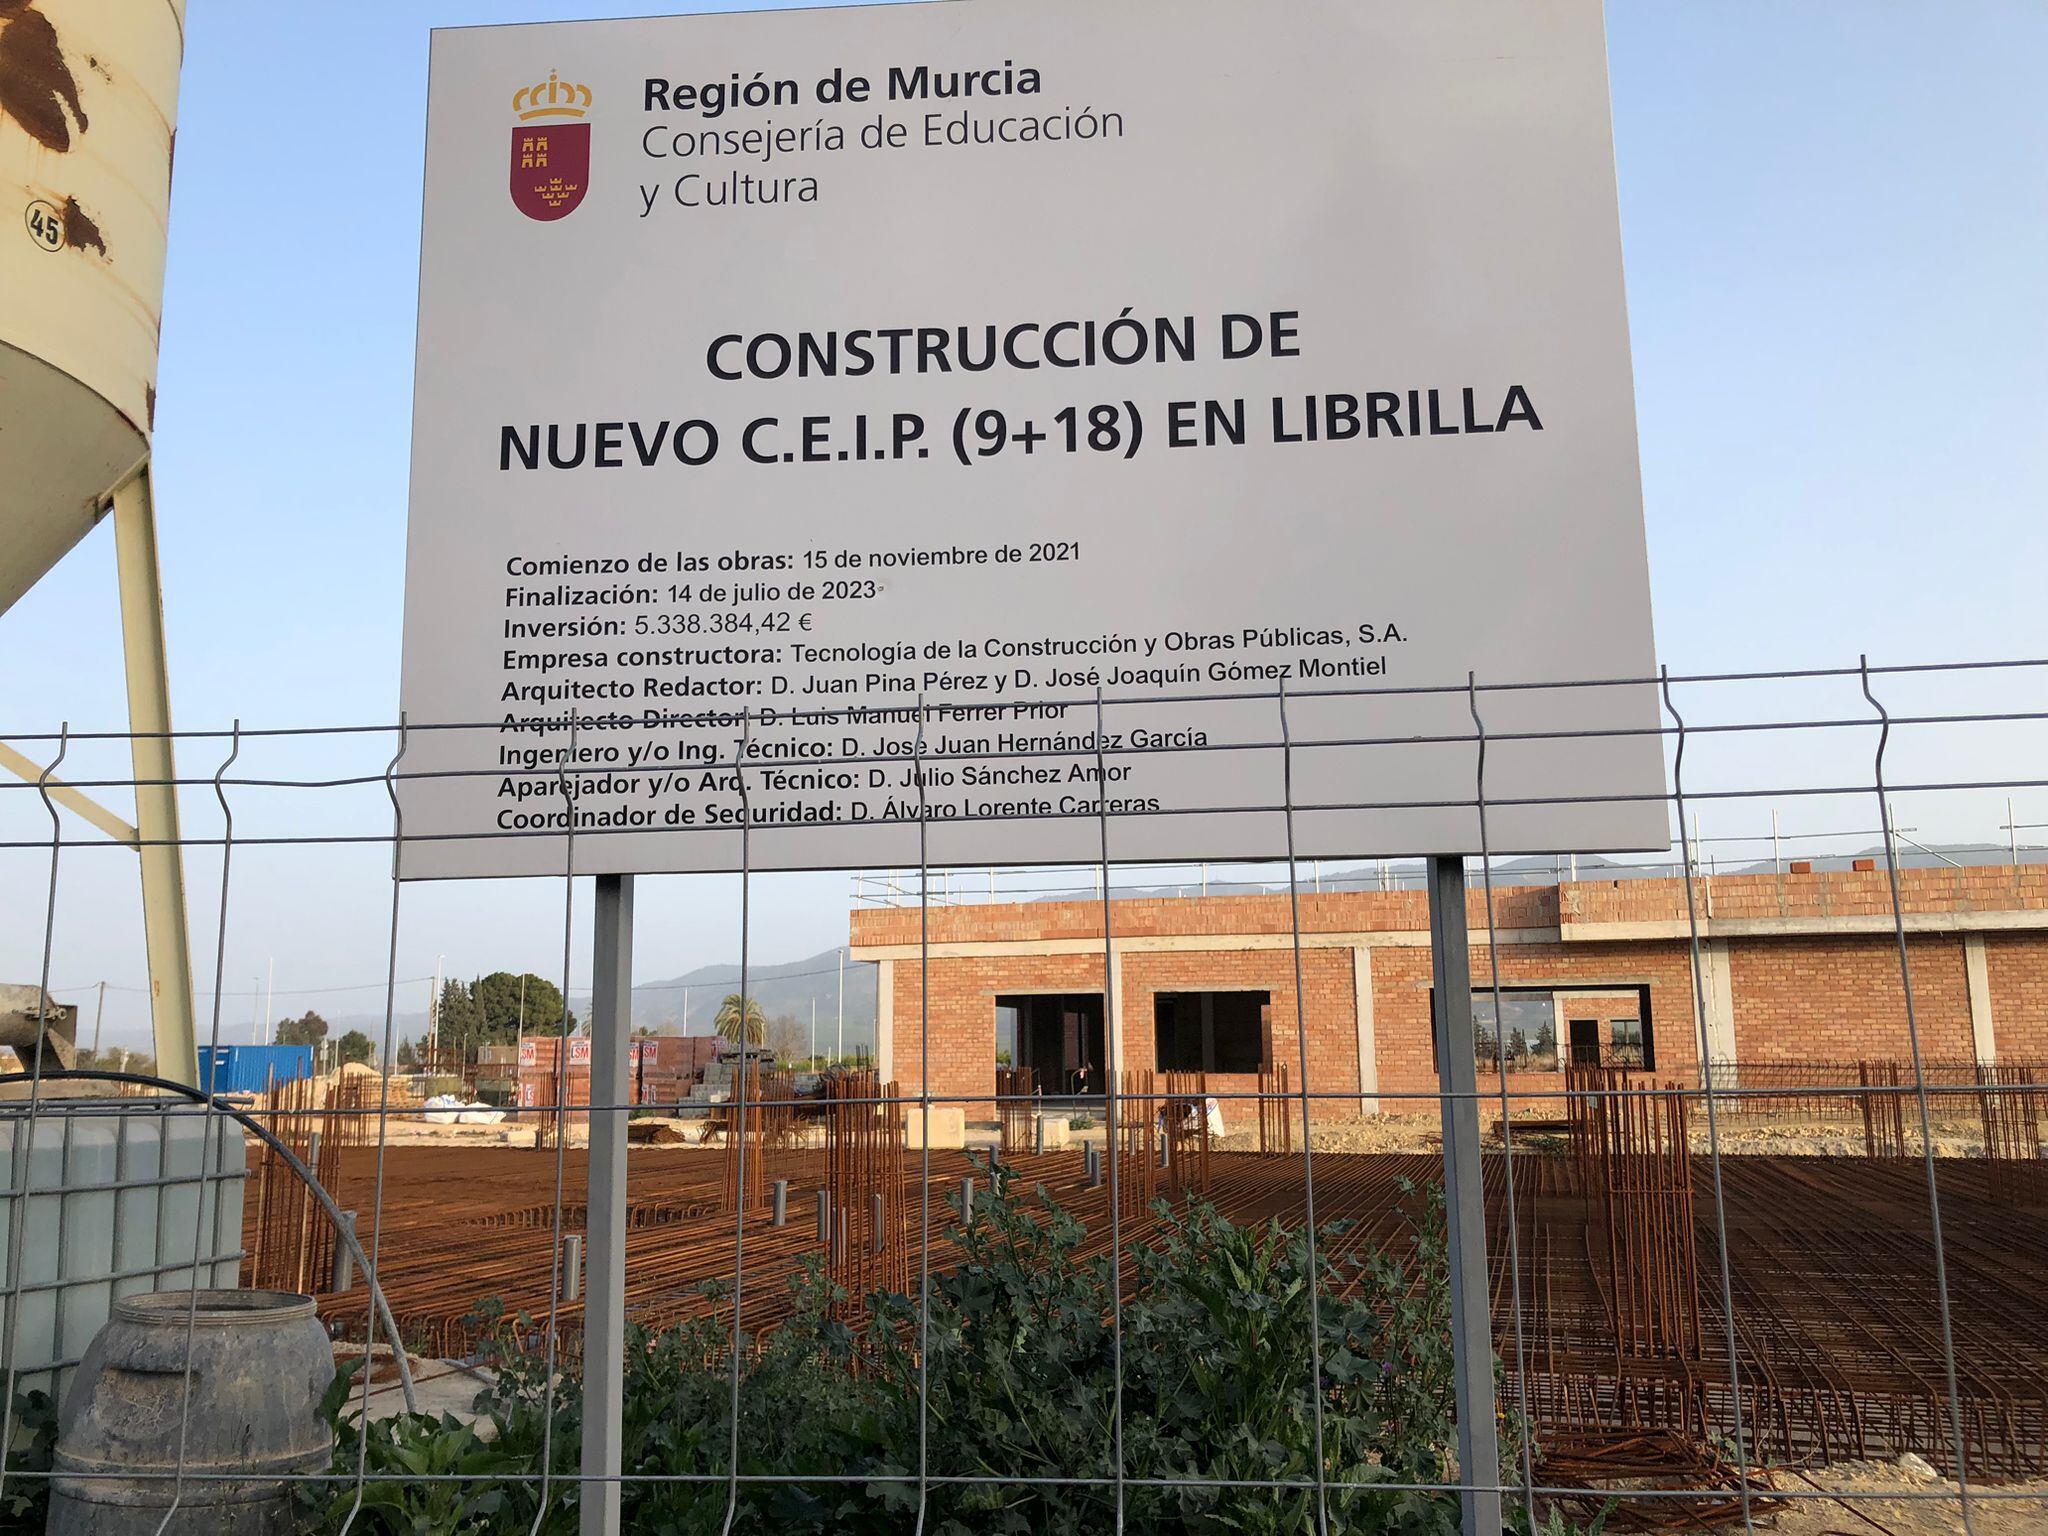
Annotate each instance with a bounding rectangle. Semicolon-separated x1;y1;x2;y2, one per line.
631;1035;719;1108
516;1033;591;1128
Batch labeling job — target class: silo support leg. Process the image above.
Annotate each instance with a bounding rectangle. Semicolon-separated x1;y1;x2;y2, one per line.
112;464;198;1088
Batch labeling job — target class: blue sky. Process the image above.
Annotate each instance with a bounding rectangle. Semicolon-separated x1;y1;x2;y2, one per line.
4;0;2045;1051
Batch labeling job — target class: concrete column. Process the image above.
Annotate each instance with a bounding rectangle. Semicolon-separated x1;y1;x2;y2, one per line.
1107;945;1125;1078
875;958;895;1079
1702;940;1737;1086
1351;946;1379;1114
1964;933;1996;1065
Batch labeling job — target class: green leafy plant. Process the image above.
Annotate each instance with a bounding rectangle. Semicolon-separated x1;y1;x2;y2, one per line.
306;1175;1602;1534
1;1388;56;1531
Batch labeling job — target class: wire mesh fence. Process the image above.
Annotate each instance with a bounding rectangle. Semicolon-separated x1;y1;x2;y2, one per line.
2;658;2047;1533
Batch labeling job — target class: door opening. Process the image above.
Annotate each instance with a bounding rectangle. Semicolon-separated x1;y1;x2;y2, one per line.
995;994;1107;1098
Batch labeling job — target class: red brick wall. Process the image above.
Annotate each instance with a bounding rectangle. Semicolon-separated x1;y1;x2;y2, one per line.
1367;940;1698;1115
855;889;1437;948
889;947;1363;1110
889;952;1111;1109
852;866;2048;951
1120;947;1359;1103
855;867;2048;1119
1986;934;2048;1059
1561;867;2048;926
1726;934;1976;1064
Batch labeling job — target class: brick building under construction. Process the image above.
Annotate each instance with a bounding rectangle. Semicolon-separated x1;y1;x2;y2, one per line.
850;863;2048;1115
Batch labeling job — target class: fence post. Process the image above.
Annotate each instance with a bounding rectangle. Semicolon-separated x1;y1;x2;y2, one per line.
582;872;633;1536
1427;854;1502;1536
329;1210;356;1293
561;1232;584;1303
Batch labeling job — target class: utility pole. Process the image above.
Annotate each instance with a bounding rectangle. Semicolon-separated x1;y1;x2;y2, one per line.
250;975;261;1044
836;949;845;1064
429;953;445;1060
810;997;817;1065
263;958;274;1045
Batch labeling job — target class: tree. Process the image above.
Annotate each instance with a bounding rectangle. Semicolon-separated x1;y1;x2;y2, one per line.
75;1045;149;1075
429;973;571;1052
714;993;766;1046
434;979;483;1047
475;972;570;1040
765;1013;808;1063
335;1029;375;1066
275;1010;330;1046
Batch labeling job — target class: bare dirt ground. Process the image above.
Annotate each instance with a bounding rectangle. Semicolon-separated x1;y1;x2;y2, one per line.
1753;1460;2048;1535
1211;1113;1992;1160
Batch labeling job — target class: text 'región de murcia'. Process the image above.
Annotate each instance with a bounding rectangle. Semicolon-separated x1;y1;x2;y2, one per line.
643;61;1045;119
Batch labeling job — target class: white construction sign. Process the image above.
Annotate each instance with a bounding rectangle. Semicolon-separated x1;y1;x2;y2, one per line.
398;0;1664;880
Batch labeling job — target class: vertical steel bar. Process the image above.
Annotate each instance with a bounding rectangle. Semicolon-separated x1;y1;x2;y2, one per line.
912;697;936;1536
1092;688;1128;1533
0;726;68;1498
582;872;634;1536
1861;656;1977;1533
1466;677;1539;1535
1273;679;1331;1534
1426;853;1502;1536
527;720;583;1536
50;1103;72;1403
338;717;412;1536
1660;668;1760;1535
150;723;241;1536
719;710;754;1536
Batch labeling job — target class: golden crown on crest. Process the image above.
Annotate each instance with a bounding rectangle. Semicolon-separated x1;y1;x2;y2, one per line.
513;70;593;120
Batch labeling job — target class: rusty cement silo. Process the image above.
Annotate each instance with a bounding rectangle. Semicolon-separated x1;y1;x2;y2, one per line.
1;1;196;1083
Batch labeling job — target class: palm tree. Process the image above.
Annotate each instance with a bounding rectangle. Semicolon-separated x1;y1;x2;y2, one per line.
713;992;766;1046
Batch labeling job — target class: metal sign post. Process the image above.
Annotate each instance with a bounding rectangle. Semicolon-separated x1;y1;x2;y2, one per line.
582;873;633;1536
1427;854;1503;1536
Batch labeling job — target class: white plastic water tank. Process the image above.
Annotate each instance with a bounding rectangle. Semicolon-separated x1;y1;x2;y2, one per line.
0;1099;247;1403
0;1;187;614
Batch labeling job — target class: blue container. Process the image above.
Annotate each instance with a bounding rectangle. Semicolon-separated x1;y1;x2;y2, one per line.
197;1044;314;1096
